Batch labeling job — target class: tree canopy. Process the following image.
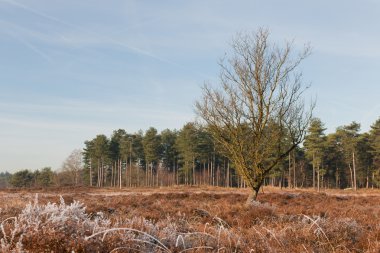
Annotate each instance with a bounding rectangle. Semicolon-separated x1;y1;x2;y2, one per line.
196;29;313;200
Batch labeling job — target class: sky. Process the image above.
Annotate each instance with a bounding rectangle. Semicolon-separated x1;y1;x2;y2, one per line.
1;0;380;172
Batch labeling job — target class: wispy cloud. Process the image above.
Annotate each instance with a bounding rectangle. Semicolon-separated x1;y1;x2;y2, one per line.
0;0;182;66
0;0;64;23
0;0;215;79
6;28;53;63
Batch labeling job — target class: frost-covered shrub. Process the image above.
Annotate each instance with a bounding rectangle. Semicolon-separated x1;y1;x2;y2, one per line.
0;195;242;253
1;195;111;252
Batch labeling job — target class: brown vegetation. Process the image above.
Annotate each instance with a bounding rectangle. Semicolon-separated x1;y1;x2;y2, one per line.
1;186;380;252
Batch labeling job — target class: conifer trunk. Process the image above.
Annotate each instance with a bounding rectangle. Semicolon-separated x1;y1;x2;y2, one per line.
349;163;353;189
353;152;357;191
317;165;320;192
89;159;92;187
293;151;296;188
288;153;291;188
119;159;122;189
312;153;315;189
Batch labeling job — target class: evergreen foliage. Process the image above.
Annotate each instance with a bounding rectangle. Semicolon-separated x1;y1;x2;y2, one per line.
3;117;380;191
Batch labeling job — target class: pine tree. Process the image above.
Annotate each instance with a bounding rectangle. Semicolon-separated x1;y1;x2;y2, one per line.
160;129;178;185
335;122;361;190
92;135;110;187
324;133;345;188
110;129;126;188
142;127;161;187
304;118;326;191
369;118;380;187
10;170;34;188
176;123;200;185
356;133;374;188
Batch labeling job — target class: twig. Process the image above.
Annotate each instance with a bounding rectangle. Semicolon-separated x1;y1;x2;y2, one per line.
176;235;186;248
85;227;170;253
110;246;145;253
303;215;335;253
1;217;17;244
262;227;283;247
179;246;214;253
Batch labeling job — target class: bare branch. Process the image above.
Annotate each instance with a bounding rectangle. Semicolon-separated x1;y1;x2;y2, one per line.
195;28;313;200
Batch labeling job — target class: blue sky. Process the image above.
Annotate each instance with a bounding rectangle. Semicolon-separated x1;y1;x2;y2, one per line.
1;0;380;172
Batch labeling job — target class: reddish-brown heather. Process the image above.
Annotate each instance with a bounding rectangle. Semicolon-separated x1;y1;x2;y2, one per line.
1;186;380;252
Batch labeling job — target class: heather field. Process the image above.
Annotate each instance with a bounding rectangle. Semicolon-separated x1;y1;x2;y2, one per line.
1;187;380;252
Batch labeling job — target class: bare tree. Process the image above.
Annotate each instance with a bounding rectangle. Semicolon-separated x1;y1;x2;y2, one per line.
61;149;83;186
196;28;313;202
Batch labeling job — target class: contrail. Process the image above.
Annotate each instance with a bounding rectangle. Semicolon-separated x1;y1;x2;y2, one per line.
8;30;53;63
0;0;212;79
0;18;53;63
0;0;168;61
0;0;73;28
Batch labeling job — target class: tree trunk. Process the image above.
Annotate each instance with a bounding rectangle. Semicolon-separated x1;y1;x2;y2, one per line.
130;159;132;187
372;171;375;189
111;164;114;187
212;151;216;186
246;191;257;206
203;162;206;185
119;159;122;189
288;153;291;188
125;160;128;187
145;164;148;186
192;157;195;185
211;160;215;186
293;151;296;188
336;168;339;188
102;160;106;187
151;162;154;187
312;153;315;189
216;165;219;186
349;163;353;189
157;164;160;187
89;159;92;187
353;152;357;191
207;158;210;185
129;143;133;187
137;162;140;187
317;165;320;192
245;188;259;206
176;161;179;185
226;160;230;187
97;159;100;187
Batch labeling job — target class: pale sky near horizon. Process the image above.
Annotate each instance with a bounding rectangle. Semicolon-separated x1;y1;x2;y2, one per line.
1;0;380;172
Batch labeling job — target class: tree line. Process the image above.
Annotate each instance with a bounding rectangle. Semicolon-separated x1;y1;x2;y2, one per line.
303;118;380;191
2;118;379;190
81;123;240;189
80;118;380;190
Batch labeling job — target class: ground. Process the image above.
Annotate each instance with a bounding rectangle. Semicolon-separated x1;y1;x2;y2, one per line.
1;186;380;252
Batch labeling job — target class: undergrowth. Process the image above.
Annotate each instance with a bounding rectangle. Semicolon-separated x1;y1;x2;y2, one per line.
0;190;378;252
